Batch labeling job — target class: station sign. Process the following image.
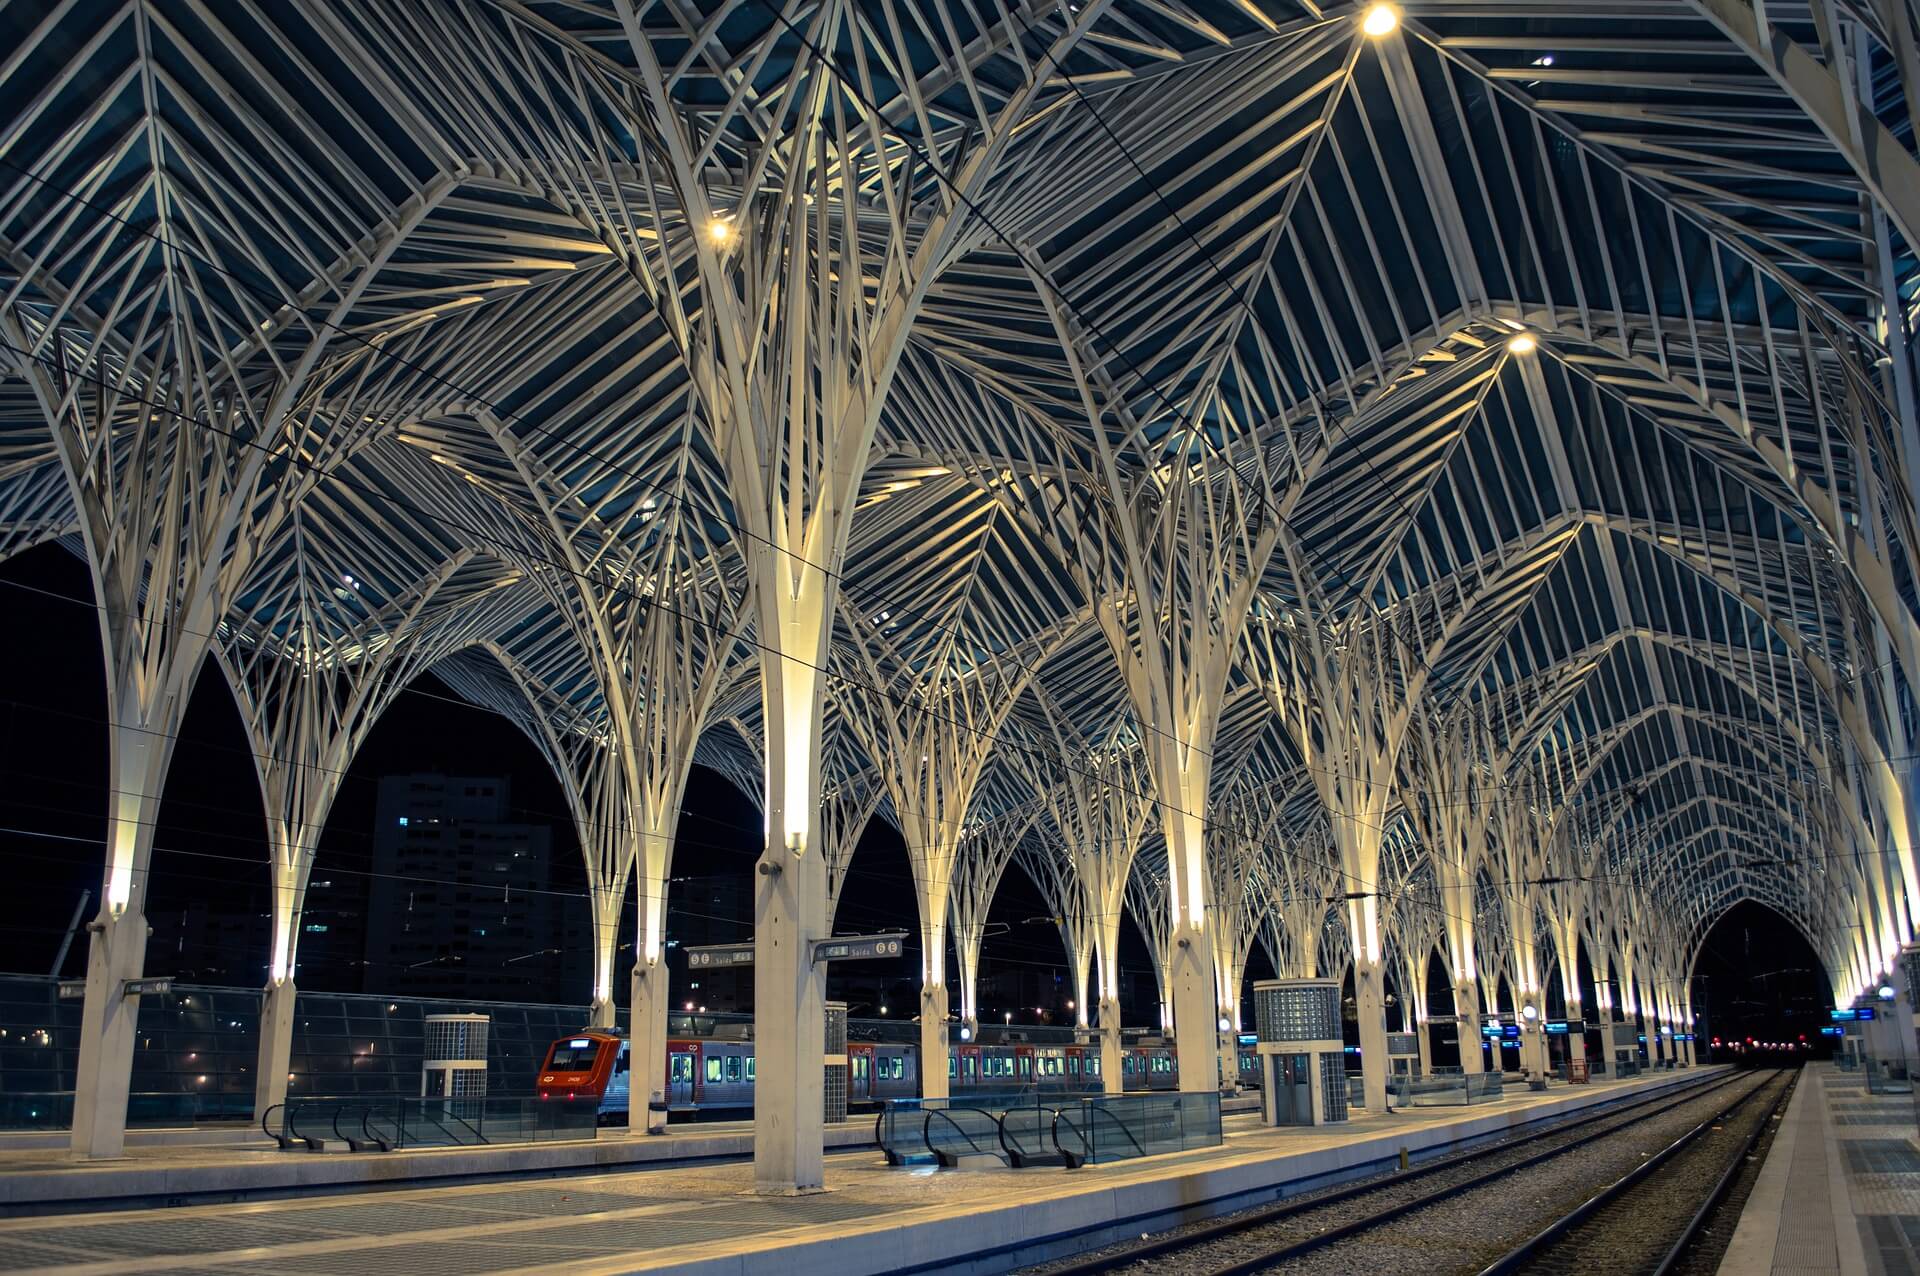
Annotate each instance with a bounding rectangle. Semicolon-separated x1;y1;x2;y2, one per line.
1829;1007;1877;1021
57;977;172;999
811;932;906;963
685;943;756;969
1544;1021;1570;1034
1482;1023;1521;1039
1820;1026;1846;1037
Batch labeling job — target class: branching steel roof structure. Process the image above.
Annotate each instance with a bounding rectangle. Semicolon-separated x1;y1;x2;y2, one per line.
1;0;1917;1184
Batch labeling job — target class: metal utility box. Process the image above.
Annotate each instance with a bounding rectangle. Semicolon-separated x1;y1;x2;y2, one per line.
824;1001;849;1123
421;1013;489;1115
1253;979;1347;1126
1386;1031;1420;1079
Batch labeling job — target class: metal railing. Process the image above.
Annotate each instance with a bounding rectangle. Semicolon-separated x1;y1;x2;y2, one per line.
925;1107;1006;1166
1386;1069;1505;1107
263;1095;598;1150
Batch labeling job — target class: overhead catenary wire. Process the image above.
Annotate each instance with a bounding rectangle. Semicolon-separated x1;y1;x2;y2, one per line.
0;9;1873;978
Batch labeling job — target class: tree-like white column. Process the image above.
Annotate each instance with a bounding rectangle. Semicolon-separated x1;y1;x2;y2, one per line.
1127;851;1177;1038
1;164;449;1155
478;403;750;1121
1014;695;1158;1093
947;794;1039;1050
839;610;1059;1099
224;536;528;1122
608;0;1107;1189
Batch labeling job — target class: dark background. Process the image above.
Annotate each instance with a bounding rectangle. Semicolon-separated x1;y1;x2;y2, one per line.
0;543;1164;1024
0;542;1824;1041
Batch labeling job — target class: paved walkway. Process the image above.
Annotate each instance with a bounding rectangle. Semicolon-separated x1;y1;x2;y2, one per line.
1721;1063;1920;1276
0;1069;1717;1276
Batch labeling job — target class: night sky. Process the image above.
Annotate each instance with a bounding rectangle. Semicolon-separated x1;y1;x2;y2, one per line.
1689;900;1834;1054
0;542;1157;1022
4;541;1815;1037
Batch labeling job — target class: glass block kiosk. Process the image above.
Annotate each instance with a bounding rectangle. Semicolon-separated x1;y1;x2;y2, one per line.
1253;979;1348;1126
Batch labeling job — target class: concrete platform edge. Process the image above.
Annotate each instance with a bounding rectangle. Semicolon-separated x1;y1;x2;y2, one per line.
0;1123;880;1211
615;1068;1727;1276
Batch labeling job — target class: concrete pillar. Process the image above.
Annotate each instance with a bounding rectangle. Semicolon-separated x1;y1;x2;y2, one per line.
1169;923;1218;1092
1415;1015;1435;1076
630;959;668;1132
753;843;827;1192
920;983;950;1100
1217;974;1241;1095
1098;995;1125;1095
1563;999;1587;1069
70;903;150;1158
1453;976;1485;1075
1354;956;1391;1111
253;977;297;1121
751;590;831;1193
71;721;170;1159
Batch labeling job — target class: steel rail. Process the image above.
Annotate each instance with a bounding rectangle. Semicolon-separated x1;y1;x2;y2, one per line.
1204;1071;1782;1276
1475;1068;1796;1276
1041;1068;1746;1276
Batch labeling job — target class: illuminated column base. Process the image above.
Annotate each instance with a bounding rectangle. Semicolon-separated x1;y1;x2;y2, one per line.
1353;957;1391;1112
1453;979;1485;1075
1415;1020;1434;1076
752;845;827;1194
920;984;950;1100
630;961;668;1134
1098;996;1125;1095
1169;924;1218;1093
253;978;298;1123
70;903;149;1158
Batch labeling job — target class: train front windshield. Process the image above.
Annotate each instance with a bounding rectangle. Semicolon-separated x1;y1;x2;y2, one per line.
547;1039;602;1070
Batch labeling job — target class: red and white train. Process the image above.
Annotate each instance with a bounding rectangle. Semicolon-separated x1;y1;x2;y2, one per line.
537;1030;1260;1122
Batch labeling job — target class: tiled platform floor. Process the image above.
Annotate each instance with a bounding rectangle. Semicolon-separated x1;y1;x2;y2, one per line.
1721;1063;1920;1276
0;1068;1720;1276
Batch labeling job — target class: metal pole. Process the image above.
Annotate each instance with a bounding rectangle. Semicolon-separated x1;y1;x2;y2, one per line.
50;889;90;977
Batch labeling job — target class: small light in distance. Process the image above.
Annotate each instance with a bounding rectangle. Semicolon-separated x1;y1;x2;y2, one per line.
1507;332;1538;355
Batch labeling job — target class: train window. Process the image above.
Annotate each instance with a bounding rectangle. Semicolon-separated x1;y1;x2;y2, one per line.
615;1052;629;1075
547;1040;601;1070
891;1057;905;1080
670;1055;693;1082
725;1055;742;1082
1088;1056;1100;1076
705;1056;723;1083
854;1056;868;1080
949;1055;958;1079
746;1056;756;1082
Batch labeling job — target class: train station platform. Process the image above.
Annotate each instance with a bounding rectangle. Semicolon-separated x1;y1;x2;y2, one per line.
0;1116;882;1214
0;1068;1719;1274
0;1096;1263;1214
1720;1062;1920;1276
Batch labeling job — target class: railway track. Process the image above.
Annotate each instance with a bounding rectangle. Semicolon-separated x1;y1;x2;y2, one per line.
1482;1068;1795;1275
1031;1068;1781;1276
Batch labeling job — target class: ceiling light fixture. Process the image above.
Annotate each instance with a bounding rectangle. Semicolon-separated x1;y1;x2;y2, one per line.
1506;332;1538;355
1361;4;1400;37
